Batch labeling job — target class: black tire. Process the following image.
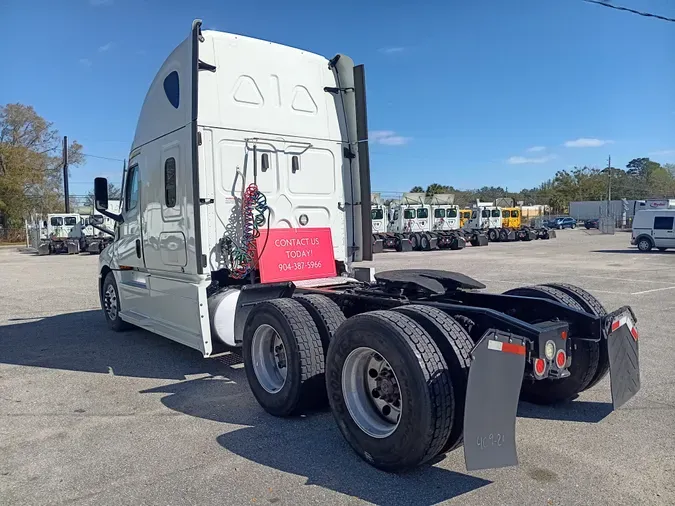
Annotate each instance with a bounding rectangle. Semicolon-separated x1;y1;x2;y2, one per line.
391;305;472;454
498;228;509;242
488;229;498;242
242;299;325;416
420;233;431;251
541;283;609;391
293;294;346;356
502;286;599;404
410;233;420;250
101;272;132;331
637;236;653;252
326;310;453;471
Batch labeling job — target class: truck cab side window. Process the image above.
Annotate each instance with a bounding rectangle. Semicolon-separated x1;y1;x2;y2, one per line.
126;165;139;212
165;157;177;208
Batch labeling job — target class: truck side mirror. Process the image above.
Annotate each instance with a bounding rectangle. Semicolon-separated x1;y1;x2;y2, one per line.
95;177;109;210
94;177;124;223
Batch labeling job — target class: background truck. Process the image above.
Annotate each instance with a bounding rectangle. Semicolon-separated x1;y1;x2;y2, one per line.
93;20;640;473
38;213;82;255
370;193;398;252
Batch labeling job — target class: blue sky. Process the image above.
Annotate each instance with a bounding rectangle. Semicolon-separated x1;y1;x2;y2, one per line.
1;0;674;197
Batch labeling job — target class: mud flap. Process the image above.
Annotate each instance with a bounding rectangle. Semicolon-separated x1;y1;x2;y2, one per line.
463;330;526;471
450;236;466;250
606;308;640;409
372;238;384;254
470;233;489;247
66;240;80;254
37;243;50;255
395;237;413;252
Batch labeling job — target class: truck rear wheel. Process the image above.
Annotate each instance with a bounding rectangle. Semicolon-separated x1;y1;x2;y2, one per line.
391;305;472;453
102;272;132;332
293;294;346;356
488;229;498;242
326;310;453;471
502;286;599;404
242;299;326;416
541;283;609;391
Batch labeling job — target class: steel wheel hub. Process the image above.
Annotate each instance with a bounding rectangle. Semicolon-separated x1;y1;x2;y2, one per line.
104;284;118;320
251;324;288;394
342;347;402;438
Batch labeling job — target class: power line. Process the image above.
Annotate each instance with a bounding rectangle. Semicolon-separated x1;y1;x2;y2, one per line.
582;0;675;23
81;153;125;162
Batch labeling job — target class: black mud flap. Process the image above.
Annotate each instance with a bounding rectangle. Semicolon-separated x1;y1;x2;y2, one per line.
372;238;384;254
395;238;413;252
470;233;489;247
450;236;466;250
463;330;526;471
606;307;640;409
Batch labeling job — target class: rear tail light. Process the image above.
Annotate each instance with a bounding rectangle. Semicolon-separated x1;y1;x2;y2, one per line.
555;349;567;369
533;358;546;377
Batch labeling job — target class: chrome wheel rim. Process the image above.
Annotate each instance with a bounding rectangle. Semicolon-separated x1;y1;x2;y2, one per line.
251;324;288;393
342;347;402;439
104;284;118;320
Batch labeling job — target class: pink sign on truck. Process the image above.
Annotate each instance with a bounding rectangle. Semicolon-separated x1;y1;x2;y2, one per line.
255;227;337;283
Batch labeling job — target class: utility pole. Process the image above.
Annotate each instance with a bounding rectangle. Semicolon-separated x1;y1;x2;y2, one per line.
607;155;612;204
63;136;69;213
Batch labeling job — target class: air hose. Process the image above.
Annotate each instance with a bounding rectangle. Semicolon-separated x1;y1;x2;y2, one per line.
228;182;269;279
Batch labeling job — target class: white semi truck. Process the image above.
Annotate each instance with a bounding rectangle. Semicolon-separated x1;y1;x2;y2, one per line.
37;213;83;255
93;20;640;472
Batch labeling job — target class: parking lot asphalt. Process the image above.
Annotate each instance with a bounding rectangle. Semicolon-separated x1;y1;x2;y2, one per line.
1;230;674;505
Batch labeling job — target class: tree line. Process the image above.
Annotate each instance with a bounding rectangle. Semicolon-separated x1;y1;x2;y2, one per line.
409;158;675;212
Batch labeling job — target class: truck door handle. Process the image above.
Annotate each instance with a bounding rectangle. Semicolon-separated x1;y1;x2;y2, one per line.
135;239;141;258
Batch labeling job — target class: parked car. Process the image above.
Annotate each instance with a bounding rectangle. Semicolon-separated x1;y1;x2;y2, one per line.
584;218;599;229
553;217;577;229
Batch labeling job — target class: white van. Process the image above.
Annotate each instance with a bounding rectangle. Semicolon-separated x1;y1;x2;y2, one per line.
631;209;675;251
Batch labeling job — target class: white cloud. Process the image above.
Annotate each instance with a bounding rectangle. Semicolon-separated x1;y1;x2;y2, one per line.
370;130;410;146
79;58;92;67
648;149;675;156
564;138;613;148
526;146;546;152
98;42;113;52
379;47;405;54
90;0;113;6
507;154;556;165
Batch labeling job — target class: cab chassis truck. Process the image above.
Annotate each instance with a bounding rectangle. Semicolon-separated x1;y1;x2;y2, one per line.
94;21;640;473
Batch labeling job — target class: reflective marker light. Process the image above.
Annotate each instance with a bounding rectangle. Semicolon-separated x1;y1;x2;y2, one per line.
534;358;546;376
556;350;567;369
544;340;556;361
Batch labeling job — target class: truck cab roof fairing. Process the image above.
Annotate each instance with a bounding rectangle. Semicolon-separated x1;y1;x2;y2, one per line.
131;30;194;150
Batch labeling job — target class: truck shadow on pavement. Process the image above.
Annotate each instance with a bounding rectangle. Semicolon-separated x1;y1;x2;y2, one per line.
517;400;613;423
141;376;491;505
0;310;226;380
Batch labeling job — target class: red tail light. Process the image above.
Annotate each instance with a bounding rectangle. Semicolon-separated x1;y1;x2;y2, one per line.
534;358;546;377
556;350;567;369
